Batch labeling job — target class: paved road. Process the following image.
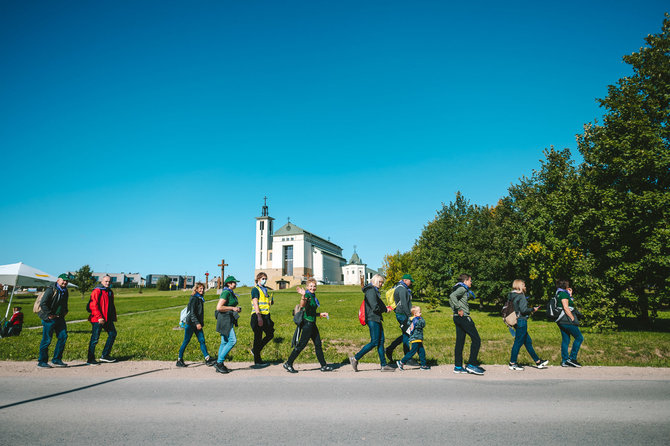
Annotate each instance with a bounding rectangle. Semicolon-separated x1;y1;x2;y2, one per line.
0;363;668;445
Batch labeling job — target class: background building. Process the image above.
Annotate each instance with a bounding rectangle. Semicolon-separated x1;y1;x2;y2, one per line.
254;201;376;289
146;274;195;289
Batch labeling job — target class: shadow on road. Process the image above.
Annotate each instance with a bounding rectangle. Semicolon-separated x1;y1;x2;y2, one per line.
0;367;168;410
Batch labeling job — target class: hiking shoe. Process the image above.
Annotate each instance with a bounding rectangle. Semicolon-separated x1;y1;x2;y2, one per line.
175;359;187;368
37;362;52;369
283;362;297;374
86;359;100;365
320;365;333;372
466;364;484;375
215;362;229;374
99;356;117;363
566;359;582;368
406;359;420;367
349;356;358;372
205;356;217;367
561;361;574;367
420;366;431;371
51;359;68;367
381;365;395;372
508;362;524;371
535;359;549;369
453;366;467;374
396;360;405;371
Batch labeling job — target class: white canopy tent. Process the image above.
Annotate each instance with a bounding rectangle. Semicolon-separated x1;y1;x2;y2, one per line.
0;262;64;319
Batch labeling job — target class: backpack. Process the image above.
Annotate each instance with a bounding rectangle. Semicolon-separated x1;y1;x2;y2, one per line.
546;291;564;322
358;300;366;325
385;286;397;310
292;304;305;326
179;306;189;328
86;297;93;313
33;289;47;313
501;298;517;328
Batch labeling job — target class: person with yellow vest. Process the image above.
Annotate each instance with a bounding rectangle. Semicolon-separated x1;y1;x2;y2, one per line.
250;272;274;365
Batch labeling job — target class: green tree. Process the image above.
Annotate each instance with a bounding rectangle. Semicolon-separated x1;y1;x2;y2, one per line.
71;265;96;299
156;275;171;291
577;14;670;325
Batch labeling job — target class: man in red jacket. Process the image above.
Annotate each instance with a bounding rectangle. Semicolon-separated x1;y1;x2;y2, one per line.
87;275;118;365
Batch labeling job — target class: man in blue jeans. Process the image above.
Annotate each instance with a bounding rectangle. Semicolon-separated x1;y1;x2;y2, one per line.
37;274;70;368
385;274;414;364
87;275;118;364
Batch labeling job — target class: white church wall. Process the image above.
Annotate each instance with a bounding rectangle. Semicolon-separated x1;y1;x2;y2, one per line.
313;248;324;282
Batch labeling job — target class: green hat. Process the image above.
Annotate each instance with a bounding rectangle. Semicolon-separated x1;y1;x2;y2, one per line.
401;274;414;282
224;275;239;284
58;273;70;281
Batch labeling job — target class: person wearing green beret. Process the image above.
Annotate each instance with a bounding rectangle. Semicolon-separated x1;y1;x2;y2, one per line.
37;274;70;368
385;273;415;365
214;275;242;374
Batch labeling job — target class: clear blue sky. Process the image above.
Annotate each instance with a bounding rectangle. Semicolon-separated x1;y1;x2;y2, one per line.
1;1;667;285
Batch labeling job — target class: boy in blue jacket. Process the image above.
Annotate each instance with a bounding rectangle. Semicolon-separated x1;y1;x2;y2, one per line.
396;306;430;370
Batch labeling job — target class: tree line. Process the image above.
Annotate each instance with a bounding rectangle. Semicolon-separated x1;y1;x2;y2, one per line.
383;14;670;330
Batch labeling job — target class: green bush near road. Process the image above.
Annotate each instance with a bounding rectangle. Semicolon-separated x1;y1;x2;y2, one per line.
1;285;668;366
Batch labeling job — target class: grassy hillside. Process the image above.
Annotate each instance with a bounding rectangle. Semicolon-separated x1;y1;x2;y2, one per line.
1;285;669;366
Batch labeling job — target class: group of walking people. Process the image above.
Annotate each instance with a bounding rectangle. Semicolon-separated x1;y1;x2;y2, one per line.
37;274;118;368
35;270;584;373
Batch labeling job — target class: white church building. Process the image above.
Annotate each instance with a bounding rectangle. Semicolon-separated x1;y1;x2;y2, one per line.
254;200;377;289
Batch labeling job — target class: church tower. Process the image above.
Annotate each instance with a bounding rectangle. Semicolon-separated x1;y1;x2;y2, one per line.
255;197;274;272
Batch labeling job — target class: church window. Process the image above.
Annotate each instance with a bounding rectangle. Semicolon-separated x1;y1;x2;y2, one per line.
260;238;263;250
283;246;293;276
260;221;264;231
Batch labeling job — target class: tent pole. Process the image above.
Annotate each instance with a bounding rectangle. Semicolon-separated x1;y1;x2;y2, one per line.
4;278;17;319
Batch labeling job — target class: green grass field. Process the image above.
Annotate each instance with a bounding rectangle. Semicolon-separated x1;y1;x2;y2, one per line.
1;285;669;366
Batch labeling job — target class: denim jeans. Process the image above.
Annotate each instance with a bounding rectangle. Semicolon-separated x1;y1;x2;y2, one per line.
39;317;67;363
558;323;584;361
401;341;426;366
250;314;275;363
453;315;481;367
88;321;117;360
286;321;327;367
386;313;410;357
178;324;209;360
217;327;237;363
354;320;386;366
509;319;539;364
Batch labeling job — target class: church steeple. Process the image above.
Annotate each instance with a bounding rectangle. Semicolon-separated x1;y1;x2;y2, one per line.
261;196;269;217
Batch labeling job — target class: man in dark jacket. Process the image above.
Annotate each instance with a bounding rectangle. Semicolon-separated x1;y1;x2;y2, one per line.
37;274;70;368
87;275;118;364
385;273;414;363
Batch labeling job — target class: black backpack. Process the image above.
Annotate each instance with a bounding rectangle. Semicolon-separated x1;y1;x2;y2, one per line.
546;291;564;322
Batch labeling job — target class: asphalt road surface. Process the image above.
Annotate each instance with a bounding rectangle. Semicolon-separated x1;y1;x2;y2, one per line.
0;362;668;445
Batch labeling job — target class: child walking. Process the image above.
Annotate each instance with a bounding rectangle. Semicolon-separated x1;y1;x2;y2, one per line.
396;306;430;370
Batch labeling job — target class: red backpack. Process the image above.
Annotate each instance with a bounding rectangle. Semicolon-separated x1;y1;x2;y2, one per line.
358;300;366;325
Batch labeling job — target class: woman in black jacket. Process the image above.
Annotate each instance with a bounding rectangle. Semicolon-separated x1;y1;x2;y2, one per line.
508;279;548;371
349;274;394;372
176;282;216;368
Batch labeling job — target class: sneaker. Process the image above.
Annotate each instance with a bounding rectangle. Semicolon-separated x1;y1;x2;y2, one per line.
51;359;68;367
453;366;467;374
420;366;431;371
566;359;582;368
466;364;484;375
215;362;229;374
99;356;117;363
349;356;358;372
535;359;549;369
508;362;524;371
406;359;420;367
37;362;52;369
205;356;217;367
175;359;187;368
283;362;297;374
396;360;405;371
320;365;333;372
561;361;574;367
381;364;395;372
86;359;100;366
